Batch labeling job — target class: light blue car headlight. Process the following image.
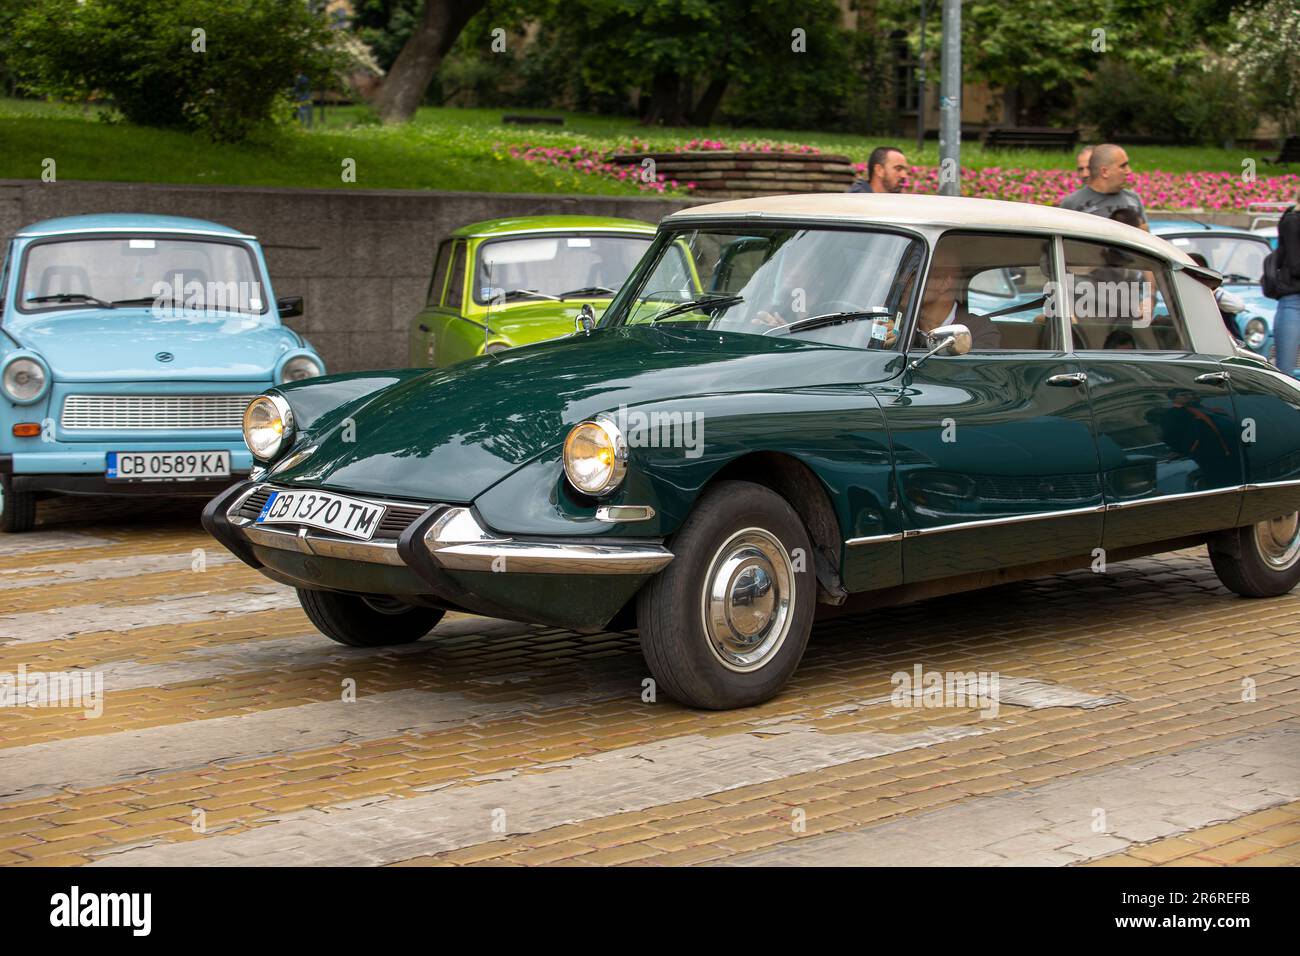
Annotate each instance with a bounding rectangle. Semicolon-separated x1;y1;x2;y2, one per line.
1;352;51;405
275;351;325;384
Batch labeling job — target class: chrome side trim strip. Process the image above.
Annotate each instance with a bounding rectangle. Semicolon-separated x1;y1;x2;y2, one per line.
902;504;1106;538
424;507;673;575
1104;486;1240;511
843;484;1270;548
845;532;905;546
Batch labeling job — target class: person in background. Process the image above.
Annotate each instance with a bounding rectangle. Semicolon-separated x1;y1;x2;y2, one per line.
848;146;908;194
1075;145;1094;184
1271;194;1300;377
1059;143;1148;230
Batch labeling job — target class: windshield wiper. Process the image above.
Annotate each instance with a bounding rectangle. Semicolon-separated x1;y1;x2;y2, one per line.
764;308;890;336
558;285;615;299
499;288;560;301
1221;273;1255;284
26;293;115;309
648;294;743;323
111;296;164;306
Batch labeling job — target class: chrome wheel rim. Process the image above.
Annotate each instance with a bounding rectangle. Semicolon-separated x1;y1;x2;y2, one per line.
701;527;794;672
1255;512;1300;570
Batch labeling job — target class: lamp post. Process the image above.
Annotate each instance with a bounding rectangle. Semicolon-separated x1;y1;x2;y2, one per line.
938;0;961;196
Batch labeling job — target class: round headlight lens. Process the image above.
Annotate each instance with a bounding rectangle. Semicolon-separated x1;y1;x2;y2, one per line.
1244;318;1268;350
279;356;323;383
2;357;47;404
243;395;293;461
563;419;626;496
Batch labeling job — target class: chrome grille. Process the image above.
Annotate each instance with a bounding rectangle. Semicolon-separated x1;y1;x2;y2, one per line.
61;394;256;430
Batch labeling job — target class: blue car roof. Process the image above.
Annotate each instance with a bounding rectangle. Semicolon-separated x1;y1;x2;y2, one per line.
1149;219;1258;238
15;213;255;241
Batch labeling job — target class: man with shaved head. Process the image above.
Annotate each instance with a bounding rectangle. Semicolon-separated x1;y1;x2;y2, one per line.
1059;143;1149;231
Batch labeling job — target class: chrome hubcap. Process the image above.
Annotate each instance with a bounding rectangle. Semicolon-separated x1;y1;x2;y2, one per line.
1255;512;1300;570
701;528;794;672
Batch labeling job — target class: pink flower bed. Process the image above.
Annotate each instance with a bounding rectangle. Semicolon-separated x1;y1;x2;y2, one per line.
504;136;1298;210
857;163;1300;212
503;138;825;193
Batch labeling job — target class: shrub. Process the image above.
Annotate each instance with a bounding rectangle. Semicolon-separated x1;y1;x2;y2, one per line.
10;0;344;142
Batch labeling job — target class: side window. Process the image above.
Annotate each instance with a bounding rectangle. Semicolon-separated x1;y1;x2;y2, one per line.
1062;239;1189;351
917;232;1060;351
445;241;467;311
426;240;452;307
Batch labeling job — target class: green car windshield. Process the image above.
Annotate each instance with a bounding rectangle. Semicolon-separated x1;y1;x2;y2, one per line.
475;233;654;304
606;226;924;348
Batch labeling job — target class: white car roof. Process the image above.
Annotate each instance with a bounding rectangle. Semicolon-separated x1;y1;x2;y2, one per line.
665;193;1194;265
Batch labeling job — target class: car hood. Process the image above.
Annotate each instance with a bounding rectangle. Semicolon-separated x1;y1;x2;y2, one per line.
6;309;298;381
275;324;903;502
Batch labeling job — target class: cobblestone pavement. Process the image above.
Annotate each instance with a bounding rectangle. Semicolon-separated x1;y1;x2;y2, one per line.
1;497;1298;868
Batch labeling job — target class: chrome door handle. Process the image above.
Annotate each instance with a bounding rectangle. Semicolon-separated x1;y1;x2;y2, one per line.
1194;371;1231;386
1046;372;1088;387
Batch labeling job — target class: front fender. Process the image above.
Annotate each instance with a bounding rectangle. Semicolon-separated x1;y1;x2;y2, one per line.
273;368;427;437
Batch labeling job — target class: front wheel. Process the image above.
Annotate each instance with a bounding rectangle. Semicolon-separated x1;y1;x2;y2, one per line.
0;474;36;533
636;480;816;709
297;589;444;646
1209;512;1300;597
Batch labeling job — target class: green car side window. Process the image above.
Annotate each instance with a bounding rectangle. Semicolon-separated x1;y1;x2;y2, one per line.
426;241;452;308
446;241;467;310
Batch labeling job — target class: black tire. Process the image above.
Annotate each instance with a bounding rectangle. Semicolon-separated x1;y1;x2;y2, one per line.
637;480;816;710
1209;512;1300;598
0;474;36;533
296;588;444;647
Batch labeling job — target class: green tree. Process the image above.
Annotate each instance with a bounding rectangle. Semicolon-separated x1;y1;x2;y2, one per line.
1228;0;1300;134
11;0;342;142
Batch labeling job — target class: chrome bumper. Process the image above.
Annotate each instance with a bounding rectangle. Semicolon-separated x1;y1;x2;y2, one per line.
224;484;673;576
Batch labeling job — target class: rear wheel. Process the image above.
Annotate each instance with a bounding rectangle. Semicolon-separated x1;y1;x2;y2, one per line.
1209;512;1300;597
0;475;36;533
636;480;816;709
297;589;444;647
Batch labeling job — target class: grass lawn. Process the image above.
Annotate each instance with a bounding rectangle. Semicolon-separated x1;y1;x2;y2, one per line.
0;97;1288;195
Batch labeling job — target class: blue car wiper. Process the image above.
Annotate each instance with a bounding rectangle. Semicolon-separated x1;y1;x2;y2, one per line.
26;293;115;309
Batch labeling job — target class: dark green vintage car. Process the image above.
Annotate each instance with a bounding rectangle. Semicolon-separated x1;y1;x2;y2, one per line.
204;194;1300;710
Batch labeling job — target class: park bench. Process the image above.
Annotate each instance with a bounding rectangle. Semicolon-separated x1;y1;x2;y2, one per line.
981;126;1079;152
502;115;564;126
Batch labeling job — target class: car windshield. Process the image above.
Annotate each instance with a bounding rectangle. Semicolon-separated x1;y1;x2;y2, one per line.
17;237;265;314
1165;234;1271;283
606;226;924;348
475;233;653;304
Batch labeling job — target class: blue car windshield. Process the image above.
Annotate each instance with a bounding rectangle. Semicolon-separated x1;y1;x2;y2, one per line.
1164;234;1271;283
17;237;266;314
608;226;924;349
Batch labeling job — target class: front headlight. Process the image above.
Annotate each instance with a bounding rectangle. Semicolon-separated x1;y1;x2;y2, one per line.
563;418;627;496
279;355;323;383
2;357;48;404
1244;318;1268;350
243;394;294;461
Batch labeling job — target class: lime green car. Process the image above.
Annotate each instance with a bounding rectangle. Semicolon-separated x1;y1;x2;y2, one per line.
410;216;663;368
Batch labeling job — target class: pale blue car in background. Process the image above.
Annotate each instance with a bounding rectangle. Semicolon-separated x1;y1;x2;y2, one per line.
0;214;324;532
1149;219;1281;367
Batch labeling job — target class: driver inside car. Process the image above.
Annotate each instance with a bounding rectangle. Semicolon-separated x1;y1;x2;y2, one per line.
913;246;1001;349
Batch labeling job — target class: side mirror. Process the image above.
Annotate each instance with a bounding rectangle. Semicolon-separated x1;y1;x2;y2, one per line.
277;296;304;318
908;323;972;373
575;302;596;336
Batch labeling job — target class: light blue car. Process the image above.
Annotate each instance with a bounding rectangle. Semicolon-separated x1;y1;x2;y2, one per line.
0;213;325;532
1149;219;1281;368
